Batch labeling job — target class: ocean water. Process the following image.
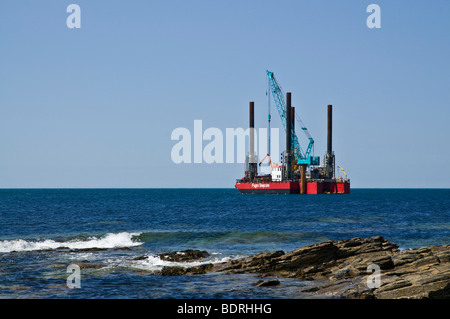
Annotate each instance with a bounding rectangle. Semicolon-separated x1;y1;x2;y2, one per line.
0;188;449;299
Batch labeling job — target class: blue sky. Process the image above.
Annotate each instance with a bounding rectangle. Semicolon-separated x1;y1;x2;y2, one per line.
1;1;449;188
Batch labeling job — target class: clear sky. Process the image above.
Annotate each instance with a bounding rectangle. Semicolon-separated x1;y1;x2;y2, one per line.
1;1;449;188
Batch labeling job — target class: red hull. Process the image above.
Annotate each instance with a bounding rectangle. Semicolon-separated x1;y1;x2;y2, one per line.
306;181;350;194
235;180;350;194
235;182;299;194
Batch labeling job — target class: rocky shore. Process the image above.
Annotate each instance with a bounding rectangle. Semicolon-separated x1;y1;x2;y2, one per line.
159;236;450;299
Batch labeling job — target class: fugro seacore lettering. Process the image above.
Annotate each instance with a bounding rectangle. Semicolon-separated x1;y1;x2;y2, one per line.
222;303;271;314
251;183;270;189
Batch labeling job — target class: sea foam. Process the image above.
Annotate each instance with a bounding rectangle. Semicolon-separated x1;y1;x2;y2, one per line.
131;253;233;272
0;232;143;253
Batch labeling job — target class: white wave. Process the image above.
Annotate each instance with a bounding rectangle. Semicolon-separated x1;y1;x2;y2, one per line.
131;254;232;272
0;232;143;253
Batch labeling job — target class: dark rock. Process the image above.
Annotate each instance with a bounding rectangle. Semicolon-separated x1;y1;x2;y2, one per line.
160;263;214;276
160;266;187;276
158;250;209;262
69;247;108;252
133;255;148;261
428;282;450;299
371;256;394;270
186;263;214;275
253;279;280;287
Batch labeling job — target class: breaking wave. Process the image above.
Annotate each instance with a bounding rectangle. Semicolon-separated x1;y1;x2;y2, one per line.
0;232;143;253
130;253;232;272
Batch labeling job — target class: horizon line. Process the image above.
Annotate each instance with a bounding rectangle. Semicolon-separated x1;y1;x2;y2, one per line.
0;187;449;190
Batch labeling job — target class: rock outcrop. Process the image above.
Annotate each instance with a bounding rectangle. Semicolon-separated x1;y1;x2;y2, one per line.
139;238;449;298
216;236;450;299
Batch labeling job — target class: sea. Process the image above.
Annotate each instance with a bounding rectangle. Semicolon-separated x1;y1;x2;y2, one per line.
0;188;449;299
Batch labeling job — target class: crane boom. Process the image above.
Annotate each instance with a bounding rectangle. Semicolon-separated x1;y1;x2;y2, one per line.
266;70;320;166
337;166;348;181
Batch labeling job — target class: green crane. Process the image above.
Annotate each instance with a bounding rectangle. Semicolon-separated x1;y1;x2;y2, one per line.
266;70;320;166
